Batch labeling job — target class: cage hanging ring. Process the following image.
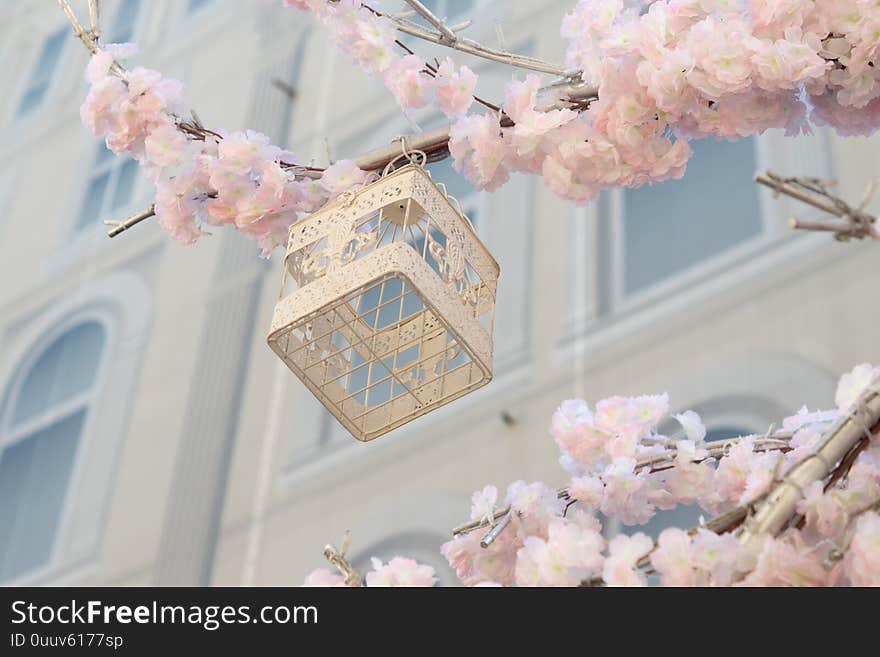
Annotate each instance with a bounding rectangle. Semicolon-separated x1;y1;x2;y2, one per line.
382;137;428;176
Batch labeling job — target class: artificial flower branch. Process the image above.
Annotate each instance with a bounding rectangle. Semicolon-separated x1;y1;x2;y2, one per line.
66;1;880;250
63;0;597;240
740;385;880;542
451;429;795;540
474;385;879;561
755;171;879;240
305;366;880;586
373;0;578;77
401;0;458;45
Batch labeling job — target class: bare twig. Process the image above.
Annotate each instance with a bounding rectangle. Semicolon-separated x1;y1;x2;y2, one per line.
755;170;879;240
87;0;100;41
451;429;795;539
322;531;363;587
403;0;457;43
105;204;156;237
380;2;576;77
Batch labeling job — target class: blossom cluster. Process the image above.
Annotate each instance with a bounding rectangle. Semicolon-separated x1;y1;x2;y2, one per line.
305;363;878;587
448;0;880;203
304;556;437;587
79;44;370;254
436;362;880;586
286;0;477;117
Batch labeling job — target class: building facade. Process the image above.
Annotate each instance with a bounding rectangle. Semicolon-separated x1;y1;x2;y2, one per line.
0;0;877;586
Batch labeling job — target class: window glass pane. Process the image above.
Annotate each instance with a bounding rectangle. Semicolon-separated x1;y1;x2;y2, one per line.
188;0;212;12
16;28;66;116
77;171;111;228
0;410;84;581
109;0;141;43
111;158;139;210
96;142;115;165
449;0;475;19
16;86;48;117
10;323;105;428
622;137;762;295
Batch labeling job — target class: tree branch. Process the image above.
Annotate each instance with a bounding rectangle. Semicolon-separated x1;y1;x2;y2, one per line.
739;386;880;543
87;0;100;41
371;1;578;77
402;0;457;44
450;429;795;540
755;170;879;240
322;531;363;587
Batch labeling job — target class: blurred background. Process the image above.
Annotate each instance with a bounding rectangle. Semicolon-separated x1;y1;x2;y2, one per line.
0;0;877;586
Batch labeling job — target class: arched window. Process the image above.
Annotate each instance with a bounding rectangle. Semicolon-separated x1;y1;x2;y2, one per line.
0;321;106;581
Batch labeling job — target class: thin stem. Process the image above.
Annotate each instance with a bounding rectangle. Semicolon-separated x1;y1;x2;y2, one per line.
372;2;573;77
402;0;457;43
393;38;501;112
106;204;156;237
87;0;100;41
323;532;363;587
756;170;878;240
451;430;795;538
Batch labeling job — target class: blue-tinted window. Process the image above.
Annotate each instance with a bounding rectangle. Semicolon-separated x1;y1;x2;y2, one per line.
0;322;106;581
108;0;141;43
17;28;67;116
623;137;762;294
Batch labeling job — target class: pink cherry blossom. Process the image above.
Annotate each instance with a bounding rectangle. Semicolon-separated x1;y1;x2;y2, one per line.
797;481;847;542
651;528;698;586
434;57;477;118
741;531;831;587
834;363;880;411
569;474;604;508
505;480;563;518
665;440;713;504
303;568;348;587
673;410;706;442
689;528;741;586
144;118;188;168
365;557;436;587
448;113;509;191
600;457;656;525
782;406;839;432
470;485;498;525
844;511;880;586
386;55;431;110
319;159;370;196
551;399;612;468
603;532;653;587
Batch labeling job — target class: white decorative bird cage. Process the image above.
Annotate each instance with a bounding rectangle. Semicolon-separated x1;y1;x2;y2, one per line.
267;155;499;442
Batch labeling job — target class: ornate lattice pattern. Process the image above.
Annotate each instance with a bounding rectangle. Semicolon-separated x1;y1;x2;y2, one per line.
268;164;499;441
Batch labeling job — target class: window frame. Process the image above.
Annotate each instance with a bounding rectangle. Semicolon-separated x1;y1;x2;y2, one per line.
15;25;68;120
104;0;145;45
184;0;216;17
563;128;833;336
0;316;111;584
76;143;142;232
